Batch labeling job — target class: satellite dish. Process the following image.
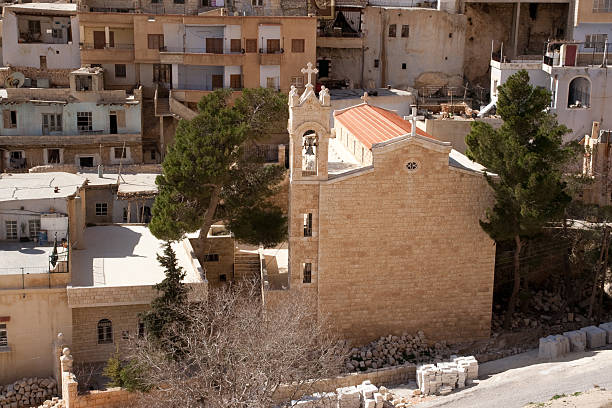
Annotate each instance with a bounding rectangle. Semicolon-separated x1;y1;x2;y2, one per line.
5;72;25;88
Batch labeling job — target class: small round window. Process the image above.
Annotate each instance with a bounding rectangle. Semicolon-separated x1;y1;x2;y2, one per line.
406;161;419;172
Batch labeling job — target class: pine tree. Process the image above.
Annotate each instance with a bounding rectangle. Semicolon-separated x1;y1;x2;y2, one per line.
141;242;189;353
149;88;288;246
465;70;579;329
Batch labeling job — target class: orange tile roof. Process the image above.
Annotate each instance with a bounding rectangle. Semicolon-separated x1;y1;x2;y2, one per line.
334;103;435;149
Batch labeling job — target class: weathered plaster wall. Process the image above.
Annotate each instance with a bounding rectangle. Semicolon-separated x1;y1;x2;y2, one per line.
362;7;466;89
0;289;71;384
2;13;80;69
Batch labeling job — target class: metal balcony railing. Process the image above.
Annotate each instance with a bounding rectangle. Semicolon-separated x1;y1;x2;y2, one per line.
162;46;243;54
81;43;135;50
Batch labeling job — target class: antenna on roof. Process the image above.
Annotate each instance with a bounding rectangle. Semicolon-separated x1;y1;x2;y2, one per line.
116;141;126;185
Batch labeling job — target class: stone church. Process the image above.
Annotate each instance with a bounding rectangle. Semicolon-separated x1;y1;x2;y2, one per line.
273;63;496;345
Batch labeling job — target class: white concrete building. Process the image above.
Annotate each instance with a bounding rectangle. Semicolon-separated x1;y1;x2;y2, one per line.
1;3;80;70
490;41;612;142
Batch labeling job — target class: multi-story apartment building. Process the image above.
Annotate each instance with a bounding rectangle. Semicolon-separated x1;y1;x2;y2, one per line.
0;67;143;171
77;11;316;158
77;0;221;15
2;3;81;70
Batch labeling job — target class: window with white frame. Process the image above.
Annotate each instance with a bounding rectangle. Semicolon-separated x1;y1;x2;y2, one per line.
77;112;92;133
42;114;62;134
593;0;612;12
95;202;108;216
0;324;7;347
28;219;40;239
291;76;304;88
46;148;61;164
5;221;17;240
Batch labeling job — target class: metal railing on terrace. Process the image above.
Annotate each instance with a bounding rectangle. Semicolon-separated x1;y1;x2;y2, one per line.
544;41;611;67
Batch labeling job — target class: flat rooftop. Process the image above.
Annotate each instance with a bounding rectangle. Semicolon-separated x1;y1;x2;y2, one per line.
0;172;158;203
4;3;78;14
330;88;413;101
0;242;57;275
71;225;203;288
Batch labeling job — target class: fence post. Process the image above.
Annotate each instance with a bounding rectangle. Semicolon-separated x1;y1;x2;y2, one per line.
21;267;24;289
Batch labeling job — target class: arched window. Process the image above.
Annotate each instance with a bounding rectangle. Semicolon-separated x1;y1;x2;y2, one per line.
302;130;318;176
97;319;113;344
568;77;590;108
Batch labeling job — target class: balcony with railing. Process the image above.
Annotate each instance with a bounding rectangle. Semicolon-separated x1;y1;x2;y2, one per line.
80;42;135;63
543;41;611;68
160;45;244;65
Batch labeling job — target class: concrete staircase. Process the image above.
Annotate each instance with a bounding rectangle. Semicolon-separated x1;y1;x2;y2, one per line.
155;97;171;116
234;252;261;281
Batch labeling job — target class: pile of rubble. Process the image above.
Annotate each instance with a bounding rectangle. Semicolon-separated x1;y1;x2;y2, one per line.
0;377;59;408
343;331;454;372
291;380;420;408
538;322;612;359
416;356;478;396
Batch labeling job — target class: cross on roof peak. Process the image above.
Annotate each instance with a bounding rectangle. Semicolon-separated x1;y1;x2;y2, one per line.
405;105;425;137
301;62;318;87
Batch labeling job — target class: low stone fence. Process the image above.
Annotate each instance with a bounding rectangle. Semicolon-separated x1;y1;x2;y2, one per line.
273;364;416;403
538;321;612;359
58;347;137;408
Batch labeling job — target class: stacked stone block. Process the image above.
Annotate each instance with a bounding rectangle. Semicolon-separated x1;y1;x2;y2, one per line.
538;335;570;359
563;330;587;352
540;321;612;359
0;378;59;408
579;326;607;348
416;356;478;396
599;322;612;343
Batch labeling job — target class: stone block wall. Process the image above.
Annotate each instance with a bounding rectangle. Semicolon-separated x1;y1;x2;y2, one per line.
71;304;149;363
190;235;235;286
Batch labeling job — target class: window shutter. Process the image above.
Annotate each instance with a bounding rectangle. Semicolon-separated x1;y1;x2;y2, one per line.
3;111;10;129
117;110;126;128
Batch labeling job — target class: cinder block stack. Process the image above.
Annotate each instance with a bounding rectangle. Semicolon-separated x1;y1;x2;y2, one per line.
416;356;478;396
562;330;587;352
580;326;607;348
538;335;570;359
599;322;612;343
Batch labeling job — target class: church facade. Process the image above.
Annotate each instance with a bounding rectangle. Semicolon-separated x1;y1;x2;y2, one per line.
274;63;497;345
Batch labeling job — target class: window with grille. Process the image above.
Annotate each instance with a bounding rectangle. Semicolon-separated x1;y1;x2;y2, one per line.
204;253;219;262
585;34;608;51
303;263;312;284
77;112;92;133
252;0;263;5
75;75;92;91
246;39;257;53
0;324;7;348
266;77;278;89
29;219;41;239
388;24;396;37
401;25;409;38
292;39;305;53
96;203;108;216
230;39;241;53
593;0;612;12
303;213;312;237
5;221;17;240
115;64;127;78
97;319;113;344
28;20;41;34
52;29;63;39
42;114;62;134
147;34;164;49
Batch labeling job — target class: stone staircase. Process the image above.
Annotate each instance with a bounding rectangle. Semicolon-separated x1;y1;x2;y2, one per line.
234;252;261;281
155;97;171;116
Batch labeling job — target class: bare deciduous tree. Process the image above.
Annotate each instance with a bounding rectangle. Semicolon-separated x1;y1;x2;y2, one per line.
126;282;346;408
